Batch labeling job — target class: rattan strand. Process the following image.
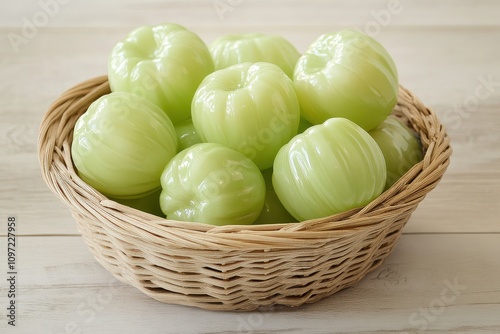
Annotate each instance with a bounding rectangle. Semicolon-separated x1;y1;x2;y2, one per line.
38;75;452;311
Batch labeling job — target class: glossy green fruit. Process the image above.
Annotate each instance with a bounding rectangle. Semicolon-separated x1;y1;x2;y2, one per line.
253;168;297;224
108;23;214;124
369;116;423;189
71;92;177;199
294;29;399;131
109;188;164;218
159;143;266;225
174;118;202;152
192;62;300;170
210;33;300;78
298;117;313;134
273;118;386;221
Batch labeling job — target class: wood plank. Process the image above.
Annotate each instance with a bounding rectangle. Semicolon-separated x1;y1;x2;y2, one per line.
405;171;500;233
2;26;499;110
1;0;500;29
1;234;499;333
1;16;499;236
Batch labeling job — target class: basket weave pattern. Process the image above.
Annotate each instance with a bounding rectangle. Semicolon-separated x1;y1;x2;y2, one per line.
38;75;451;311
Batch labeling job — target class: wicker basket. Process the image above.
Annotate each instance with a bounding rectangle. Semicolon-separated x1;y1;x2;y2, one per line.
38;75;451;311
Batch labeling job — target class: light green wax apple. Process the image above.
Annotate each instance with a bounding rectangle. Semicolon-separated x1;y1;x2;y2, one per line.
109;188;164;218
174;118;202;152
108;23;214;124
253;168;297;225
298;117;313;134
159;143;266;226
71;92;177;199
294;29;399;131
191;62;300;170
272;118;386;221
369;115;423;189
210;33;300;78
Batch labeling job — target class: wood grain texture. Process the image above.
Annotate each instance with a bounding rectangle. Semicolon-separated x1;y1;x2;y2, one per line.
0;0;499;332
1;0;500;28
1;27;499;235
1;235;499;333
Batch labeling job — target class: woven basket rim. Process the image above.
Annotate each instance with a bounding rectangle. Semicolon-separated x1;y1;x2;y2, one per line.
38;74;452;240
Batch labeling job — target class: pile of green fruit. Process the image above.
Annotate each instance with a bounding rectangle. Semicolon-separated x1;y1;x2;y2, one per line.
71;23;422;226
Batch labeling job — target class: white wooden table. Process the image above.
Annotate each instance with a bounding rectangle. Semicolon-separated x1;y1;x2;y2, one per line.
1;0;500;333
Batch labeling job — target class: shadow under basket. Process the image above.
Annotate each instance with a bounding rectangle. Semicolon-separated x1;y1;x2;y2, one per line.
38;75;452;311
